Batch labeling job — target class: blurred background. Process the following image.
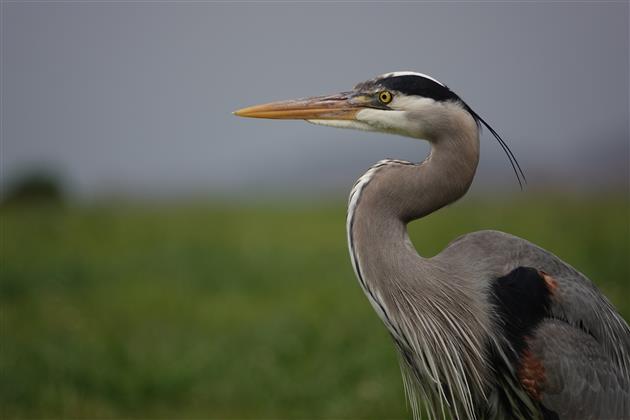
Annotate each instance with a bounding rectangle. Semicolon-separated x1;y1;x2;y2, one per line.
1;2;628;419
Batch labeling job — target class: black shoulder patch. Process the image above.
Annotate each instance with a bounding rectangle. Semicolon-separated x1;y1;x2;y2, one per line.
487;267;558;418
490;267;553;357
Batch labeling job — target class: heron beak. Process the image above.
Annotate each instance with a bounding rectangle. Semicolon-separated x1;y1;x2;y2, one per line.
234;92;369;120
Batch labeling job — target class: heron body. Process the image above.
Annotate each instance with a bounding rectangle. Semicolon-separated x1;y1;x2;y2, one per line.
235;72;630;419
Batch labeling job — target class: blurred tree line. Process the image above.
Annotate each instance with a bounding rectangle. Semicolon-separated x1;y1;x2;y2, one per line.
1;170;66;207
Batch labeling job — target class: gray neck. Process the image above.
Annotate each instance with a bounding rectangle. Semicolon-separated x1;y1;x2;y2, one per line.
346;105;488;418
348;104;480;265
346;103;480;326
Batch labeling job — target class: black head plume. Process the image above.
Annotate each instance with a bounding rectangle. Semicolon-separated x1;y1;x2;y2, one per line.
365;73;526;189
461;102;527;190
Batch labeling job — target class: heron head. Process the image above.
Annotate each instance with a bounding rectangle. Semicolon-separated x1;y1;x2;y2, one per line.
234;71;476;140
235;71;525;188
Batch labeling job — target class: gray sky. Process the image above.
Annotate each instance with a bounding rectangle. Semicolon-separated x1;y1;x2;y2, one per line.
2;2;628;199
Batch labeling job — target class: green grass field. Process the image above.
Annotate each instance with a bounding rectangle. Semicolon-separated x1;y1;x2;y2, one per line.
1;195;628;419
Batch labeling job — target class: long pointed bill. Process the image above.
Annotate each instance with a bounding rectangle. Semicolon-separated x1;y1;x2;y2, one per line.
234;92;367;120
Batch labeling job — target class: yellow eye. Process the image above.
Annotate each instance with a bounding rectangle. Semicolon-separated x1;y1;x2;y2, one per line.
378;90;393;104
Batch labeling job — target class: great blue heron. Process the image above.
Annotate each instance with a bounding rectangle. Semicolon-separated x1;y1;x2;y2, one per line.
234;72;630;419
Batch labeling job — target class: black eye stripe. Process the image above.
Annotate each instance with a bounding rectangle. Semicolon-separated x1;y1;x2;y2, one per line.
354;73;527;187
377;75;457;102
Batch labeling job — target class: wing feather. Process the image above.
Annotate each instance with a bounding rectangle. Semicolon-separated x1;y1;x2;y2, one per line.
530;319;630;419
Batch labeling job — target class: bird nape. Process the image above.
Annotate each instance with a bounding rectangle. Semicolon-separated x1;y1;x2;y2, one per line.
234;71;630;420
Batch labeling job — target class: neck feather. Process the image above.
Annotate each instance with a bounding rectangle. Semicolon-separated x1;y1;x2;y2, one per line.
346;106;485;418
346;104;479;308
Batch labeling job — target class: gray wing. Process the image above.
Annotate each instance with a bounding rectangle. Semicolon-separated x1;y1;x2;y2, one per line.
443;229;630;371
440;230;630;417
530;319;630;419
